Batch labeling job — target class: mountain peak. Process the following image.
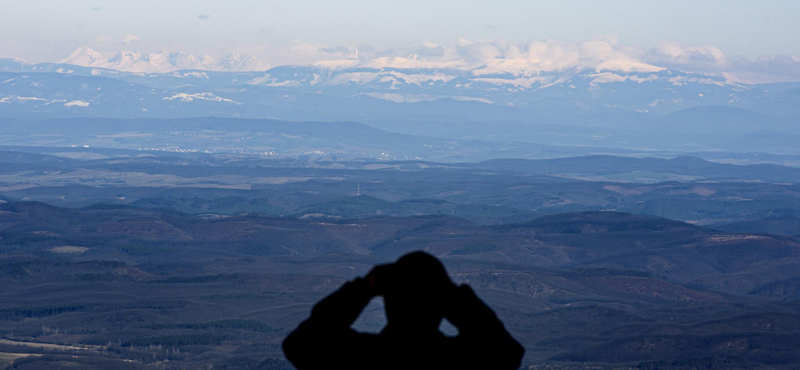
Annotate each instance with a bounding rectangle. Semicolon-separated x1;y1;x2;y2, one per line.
217;52;270;72
58;46;107;66
0;57;30;71
54;47;268;73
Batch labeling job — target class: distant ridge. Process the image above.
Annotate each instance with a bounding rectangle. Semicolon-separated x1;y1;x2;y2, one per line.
57;47;270;73
517;211;698;233
474;155;800;182
2;55;800;120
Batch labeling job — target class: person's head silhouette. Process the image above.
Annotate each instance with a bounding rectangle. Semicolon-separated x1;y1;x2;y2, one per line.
283;250;525;370
369;251;454;333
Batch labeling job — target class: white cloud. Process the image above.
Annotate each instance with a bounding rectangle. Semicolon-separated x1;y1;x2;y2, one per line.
649;41;727;67
458;38;662;75
643;41;800;83
120;34;141;45
725;54;800;84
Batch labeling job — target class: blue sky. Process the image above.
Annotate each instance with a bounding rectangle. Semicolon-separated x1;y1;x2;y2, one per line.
2;0;799;82
3;0;799;58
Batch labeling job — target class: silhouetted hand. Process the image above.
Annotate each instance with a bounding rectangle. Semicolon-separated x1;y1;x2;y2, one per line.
366;263;396;297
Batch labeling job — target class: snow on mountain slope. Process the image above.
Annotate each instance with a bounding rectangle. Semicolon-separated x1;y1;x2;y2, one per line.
59;46;108;67
3;47;799;121
235;64;746;115
57;47;266;73
0;58;31;71
217;52;270;72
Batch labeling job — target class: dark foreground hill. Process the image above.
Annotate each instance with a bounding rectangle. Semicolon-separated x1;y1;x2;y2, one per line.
1;201;799;369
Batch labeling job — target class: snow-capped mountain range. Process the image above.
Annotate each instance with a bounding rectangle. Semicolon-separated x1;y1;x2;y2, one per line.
2;49;800;155
1;48;799;129
58;47;270;73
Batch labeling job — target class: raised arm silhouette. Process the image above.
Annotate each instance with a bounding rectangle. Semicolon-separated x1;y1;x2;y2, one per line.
283;251;525;369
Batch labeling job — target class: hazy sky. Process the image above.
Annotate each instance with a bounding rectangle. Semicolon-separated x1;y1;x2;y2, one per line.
2;0;799;63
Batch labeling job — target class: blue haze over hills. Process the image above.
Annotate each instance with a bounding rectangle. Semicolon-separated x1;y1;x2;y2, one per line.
4;3;800;369
3;48;800;370
2;56;799;157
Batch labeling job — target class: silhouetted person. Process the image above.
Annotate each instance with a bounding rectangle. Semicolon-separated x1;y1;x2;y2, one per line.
283;251;525;369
